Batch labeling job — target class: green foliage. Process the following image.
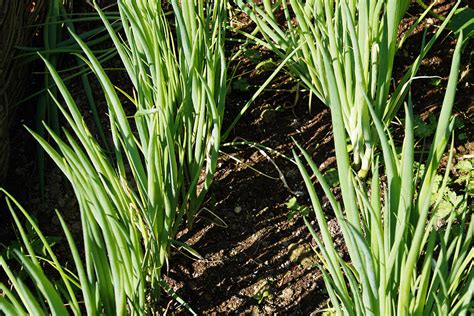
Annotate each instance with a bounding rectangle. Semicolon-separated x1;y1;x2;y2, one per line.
242;47;263;62
233;78;251;91
1;0;226;314
448;6;474;44
255;58;276;71
324;168;340;188
0;2;471;315
31;1;121;196
1;191;111;315
294;33;473;315
413;153;472;220
414;113;438;138
431;77;443;87
454;117;468;140
237;0;460;178
0;190;199;315
455;158;474;195
253;289;272;304
286;196;310;220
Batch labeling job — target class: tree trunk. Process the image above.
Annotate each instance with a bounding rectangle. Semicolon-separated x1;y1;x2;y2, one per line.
0;1;44;183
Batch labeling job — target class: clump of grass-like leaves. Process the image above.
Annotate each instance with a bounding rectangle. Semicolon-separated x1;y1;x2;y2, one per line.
1;0;226;314
30;1;121;195
237;0;460;178
294;33;473;314
0;190;135;315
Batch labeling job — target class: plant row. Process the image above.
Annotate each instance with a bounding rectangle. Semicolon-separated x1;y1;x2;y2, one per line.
0;1;472;315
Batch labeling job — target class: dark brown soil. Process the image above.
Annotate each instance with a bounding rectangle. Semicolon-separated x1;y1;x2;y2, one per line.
1;0;472;315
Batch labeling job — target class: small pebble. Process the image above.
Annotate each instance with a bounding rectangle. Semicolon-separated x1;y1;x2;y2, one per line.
234;206;242;214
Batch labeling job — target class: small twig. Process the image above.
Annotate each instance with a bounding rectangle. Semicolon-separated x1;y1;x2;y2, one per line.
230;137;303;196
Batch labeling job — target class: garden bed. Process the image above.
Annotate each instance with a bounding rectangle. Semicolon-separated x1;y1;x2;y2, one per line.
1;0;472;314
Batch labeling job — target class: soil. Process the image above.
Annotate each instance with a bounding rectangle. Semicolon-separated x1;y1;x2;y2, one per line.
1;0;472;315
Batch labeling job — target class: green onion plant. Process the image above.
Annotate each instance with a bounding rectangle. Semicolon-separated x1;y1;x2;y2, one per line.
237;0;460;178
1;0;226;314
26;0;121;195
293;33;473;314
0;190;140;315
